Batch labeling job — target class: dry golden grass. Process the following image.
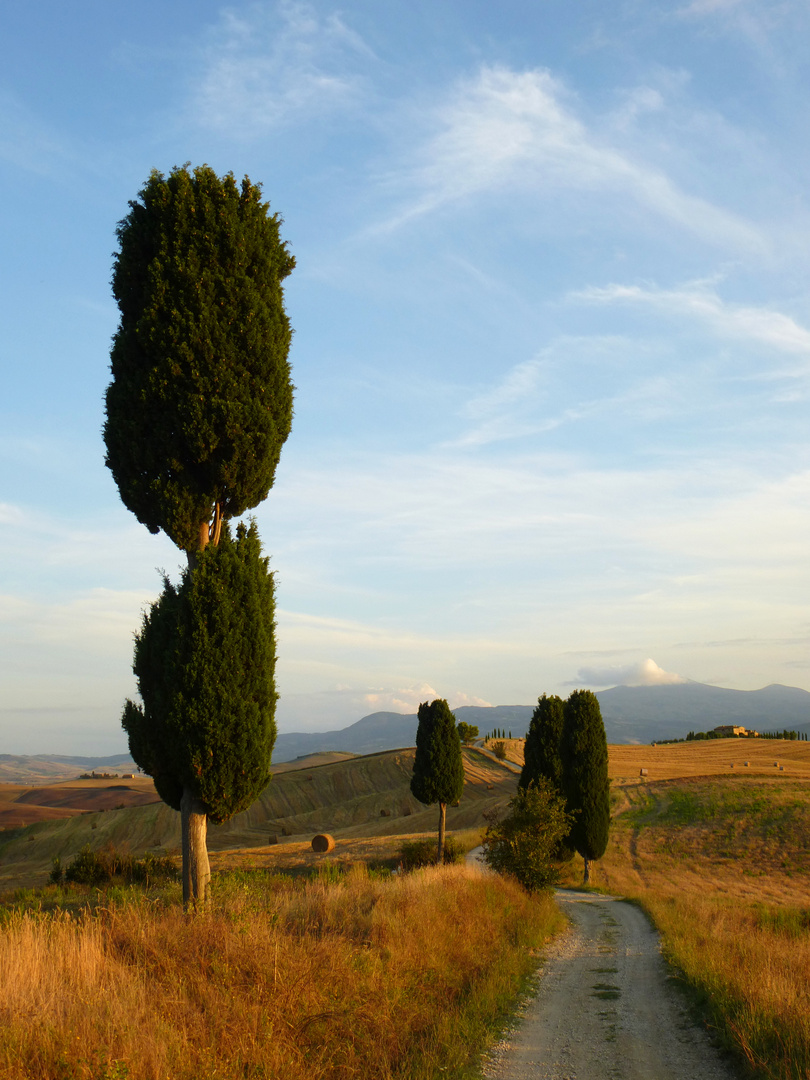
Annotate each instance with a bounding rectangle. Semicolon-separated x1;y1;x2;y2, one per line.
578;764;810;1080
609;738;810;783
0;863;563;1080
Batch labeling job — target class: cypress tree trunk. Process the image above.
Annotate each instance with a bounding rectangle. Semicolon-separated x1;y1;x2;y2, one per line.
181;786;211;911
583;855;591;885
437;801;447;864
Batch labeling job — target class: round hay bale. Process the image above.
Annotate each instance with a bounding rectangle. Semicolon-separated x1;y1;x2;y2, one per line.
311;833;335;854
268;834;278;846
380;808;390;817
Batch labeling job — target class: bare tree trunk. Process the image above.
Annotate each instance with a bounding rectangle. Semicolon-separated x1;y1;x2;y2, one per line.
583;855;591;886
181;786;210;912
437;801;447;865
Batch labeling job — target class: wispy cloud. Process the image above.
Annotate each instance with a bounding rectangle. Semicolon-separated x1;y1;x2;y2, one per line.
191;0;373;135
0;92;71;175
574;282;810;360
377;65;764;251
449;336;676;449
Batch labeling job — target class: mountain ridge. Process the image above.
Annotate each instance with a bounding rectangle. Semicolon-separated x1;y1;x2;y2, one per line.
273;683;810;760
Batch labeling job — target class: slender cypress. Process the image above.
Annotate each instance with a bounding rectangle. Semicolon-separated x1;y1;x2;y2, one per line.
520;694;565;792
411;699;465;863
561;689;610;884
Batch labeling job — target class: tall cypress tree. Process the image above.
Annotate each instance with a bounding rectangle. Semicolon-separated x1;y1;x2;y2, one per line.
520;693;574;862
123;522;277;909
561;689;610;884
520;694;565;792
105;164;294;909
411;699;465;863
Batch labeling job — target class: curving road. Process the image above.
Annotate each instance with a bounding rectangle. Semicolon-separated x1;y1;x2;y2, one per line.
484;890;744;1080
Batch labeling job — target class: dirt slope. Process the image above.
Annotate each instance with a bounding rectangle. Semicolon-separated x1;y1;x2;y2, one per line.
486;890;742;1080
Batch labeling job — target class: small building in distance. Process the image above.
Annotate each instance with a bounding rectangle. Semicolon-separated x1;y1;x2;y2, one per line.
712;725;759;737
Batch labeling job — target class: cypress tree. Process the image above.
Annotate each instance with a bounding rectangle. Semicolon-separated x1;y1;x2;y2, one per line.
123;522;277;908
105;164;294;909
104;164;294;558
411;699;465;863
561;689;610;885
520;694;565;792
520;693;573;862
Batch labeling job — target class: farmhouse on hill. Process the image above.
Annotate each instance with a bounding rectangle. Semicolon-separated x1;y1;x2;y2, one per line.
712;725;759;737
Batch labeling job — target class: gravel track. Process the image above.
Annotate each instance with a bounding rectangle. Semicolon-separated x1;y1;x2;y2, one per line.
483;889;744;1080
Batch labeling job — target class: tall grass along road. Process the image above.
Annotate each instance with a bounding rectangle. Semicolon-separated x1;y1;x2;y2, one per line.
485;890;742;1080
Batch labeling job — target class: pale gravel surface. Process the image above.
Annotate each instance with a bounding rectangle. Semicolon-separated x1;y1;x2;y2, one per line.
482;889;745;1080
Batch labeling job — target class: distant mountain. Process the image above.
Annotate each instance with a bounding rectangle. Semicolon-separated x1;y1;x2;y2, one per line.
273;683;810;761
595;682;810;744
273;705;534;763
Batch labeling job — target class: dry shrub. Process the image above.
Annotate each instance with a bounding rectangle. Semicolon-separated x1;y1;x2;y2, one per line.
0;863;562;1080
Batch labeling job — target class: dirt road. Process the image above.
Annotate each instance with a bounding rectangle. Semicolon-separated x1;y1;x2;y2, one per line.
484;890;743;1080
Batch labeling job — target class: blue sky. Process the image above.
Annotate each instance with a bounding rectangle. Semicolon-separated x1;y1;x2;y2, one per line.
2;0;810;753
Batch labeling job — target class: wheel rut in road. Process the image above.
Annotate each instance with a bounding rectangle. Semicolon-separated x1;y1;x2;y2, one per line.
484;889;743;1080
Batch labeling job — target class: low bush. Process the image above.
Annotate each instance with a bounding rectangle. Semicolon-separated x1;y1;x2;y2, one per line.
492;740;507;760
483;779;573;892
58;846;178;887
399;835;464;869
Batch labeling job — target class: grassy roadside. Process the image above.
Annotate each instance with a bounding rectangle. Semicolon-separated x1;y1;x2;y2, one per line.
577;775;810;1080
0;862;564;1080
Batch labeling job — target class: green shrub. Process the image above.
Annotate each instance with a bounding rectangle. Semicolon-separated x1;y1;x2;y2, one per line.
492;740;507;760
60;846;178;887
399;836;463;870
482;779;573;892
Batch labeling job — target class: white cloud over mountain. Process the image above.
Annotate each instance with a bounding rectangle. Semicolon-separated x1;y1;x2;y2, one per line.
576;659;687;688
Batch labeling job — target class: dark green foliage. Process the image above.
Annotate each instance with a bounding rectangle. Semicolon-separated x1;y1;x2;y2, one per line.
492;740;507;760
104;164;295;553
410;699;464;808
562;689;610;863
60;845;178;887
398;836;463;870
482;780;574;892
122;520;277;823
520;693;565;792
456;721;479;745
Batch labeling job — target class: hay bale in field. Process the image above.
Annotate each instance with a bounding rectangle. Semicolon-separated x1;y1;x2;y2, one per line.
639;768;648;777
268;834;278;845
281;825;292;836
380;809;390;817
311;833;335;854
